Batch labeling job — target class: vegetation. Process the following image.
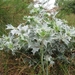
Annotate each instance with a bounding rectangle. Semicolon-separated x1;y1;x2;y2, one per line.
56;0;75;26
0;0;33;35
0;0;75;75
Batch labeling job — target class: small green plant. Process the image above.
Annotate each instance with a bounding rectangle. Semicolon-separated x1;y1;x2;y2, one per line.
0;5;75;75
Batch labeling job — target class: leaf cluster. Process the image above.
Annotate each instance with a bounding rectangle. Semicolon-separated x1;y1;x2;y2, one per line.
0;6;75;65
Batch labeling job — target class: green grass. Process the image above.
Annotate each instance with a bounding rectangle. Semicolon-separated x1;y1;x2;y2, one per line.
0;0;33;36
56;12;75;26
62;14;75;26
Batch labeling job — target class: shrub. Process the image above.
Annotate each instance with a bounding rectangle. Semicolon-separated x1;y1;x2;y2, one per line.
0;5;75;74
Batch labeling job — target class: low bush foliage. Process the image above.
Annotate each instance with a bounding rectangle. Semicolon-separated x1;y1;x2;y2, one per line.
0;5;75;72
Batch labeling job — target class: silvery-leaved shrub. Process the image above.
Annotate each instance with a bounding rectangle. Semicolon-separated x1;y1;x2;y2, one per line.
0;6;75;66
